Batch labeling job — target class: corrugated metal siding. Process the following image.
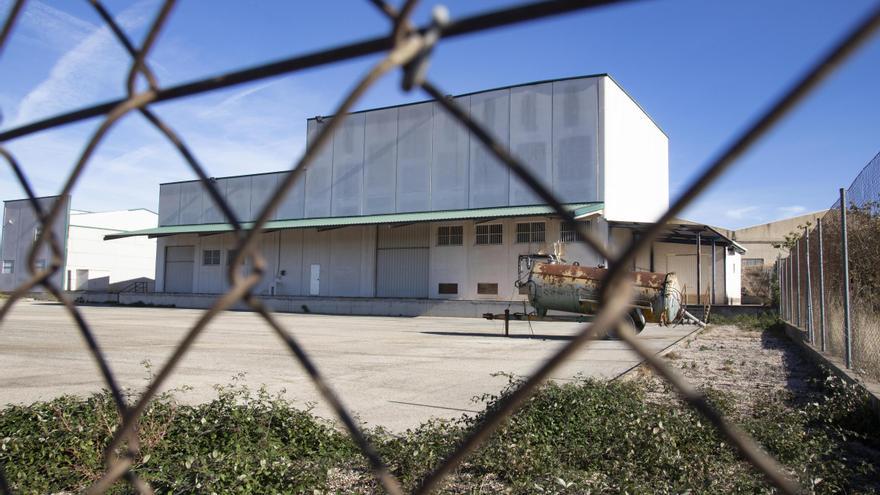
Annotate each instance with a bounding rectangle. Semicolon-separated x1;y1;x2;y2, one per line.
376;223;429;297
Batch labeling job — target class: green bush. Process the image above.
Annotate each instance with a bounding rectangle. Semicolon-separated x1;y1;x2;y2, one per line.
1;375;877;493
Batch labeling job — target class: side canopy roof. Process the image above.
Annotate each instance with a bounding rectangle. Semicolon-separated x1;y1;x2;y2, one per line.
105;203;604;240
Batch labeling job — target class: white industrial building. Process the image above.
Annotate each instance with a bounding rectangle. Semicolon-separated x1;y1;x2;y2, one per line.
104;75;744;315
0;195;158;292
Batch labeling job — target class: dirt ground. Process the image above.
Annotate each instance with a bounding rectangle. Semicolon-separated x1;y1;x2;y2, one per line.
633;324;820;411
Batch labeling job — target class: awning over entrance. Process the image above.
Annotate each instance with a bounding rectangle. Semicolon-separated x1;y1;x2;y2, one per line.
105;203;605;240
609;220;746;253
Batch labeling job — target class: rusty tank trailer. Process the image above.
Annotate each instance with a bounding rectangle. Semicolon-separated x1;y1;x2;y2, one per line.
515;254;683;333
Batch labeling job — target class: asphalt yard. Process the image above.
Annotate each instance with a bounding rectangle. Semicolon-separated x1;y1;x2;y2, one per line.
0;300;697;430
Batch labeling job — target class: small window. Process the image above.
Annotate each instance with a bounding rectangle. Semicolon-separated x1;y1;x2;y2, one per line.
203;249;221;265
35;259;47;271
477;283;498;295
34;226;42;242
437;225;463;246
227;249;243;266
742;258;765;268
1;260;13;274
438;283;458;295
560;221;588;243
516;222;545;243
475;224;503;245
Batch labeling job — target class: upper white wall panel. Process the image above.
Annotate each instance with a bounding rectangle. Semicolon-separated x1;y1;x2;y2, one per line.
396;102;433;212
178;181;203;225
250;173;278;221
274;171;306;220
363;108;398;214
469;89;510;208
201;179;226;224
158;182;180;226
601;77;668;222
304;119;333;218
431;96;469;211
331;112;365;216
509;83;553;205
224;176;253;223
552;78;600;203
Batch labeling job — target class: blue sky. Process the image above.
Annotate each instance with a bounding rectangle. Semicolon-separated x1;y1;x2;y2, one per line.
0;0;878;229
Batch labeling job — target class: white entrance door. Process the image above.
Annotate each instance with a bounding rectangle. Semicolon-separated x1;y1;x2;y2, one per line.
309;264;320;296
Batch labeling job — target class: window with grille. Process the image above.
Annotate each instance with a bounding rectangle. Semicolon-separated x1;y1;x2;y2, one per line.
438;283;458;294
475;224;503;245
742;258;765;268
227;249;242;266
516;221;545;243
1;260;13;274
560;220;589;243
477;283;498;295
437;225;463;246
203;249;221;265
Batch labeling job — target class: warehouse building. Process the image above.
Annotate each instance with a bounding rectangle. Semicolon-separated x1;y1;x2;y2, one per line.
0;195;158;292
104;75;744;314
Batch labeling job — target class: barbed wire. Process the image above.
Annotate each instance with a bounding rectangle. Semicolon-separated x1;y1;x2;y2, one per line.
1;0;879;493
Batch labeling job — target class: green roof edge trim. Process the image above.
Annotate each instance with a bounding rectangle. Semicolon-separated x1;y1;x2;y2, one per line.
105;203;603;240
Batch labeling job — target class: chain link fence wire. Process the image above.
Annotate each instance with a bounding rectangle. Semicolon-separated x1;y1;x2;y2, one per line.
781;153;880;381
781;150;880;382
2;0;880;493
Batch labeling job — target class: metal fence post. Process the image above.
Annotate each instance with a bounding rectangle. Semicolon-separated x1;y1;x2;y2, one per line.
776;258;782;317
782;258;790;321
817;218;826;352
795;238;801;328
804;226;813;342
840;188;852;368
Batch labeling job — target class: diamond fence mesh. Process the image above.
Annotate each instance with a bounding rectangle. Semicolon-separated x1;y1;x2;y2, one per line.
780;151;880;383
1;0;880;493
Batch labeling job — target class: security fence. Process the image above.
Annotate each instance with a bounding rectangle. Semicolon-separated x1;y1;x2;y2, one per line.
1;1;879;493
779;151;880;383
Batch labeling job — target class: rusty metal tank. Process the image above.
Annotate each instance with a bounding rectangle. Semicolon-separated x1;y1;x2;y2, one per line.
517;255;683;330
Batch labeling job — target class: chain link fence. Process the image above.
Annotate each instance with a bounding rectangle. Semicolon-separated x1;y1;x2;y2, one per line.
2;0;880;493
780;151;880;383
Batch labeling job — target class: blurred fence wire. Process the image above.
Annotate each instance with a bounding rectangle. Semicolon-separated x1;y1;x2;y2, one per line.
779;150;880;383
1;0;880;493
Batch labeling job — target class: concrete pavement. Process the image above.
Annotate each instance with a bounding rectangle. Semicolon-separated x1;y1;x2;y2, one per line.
0;300;697;430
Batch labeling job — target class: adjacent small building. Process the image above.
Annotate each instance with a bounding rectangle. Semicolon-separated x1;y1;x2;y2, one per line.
731;211;828;270
104;74;746;314
0;195;158;292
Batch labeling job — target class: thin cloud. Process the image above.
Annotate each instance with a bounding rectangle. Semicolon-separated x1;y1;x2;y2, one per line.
725;205;760;220
12;1;155;126
777;205;806;216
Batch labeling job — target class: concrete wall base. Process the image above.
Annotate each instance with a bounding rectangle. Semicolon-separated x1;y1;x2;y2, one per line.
75;291;539;318
783;321;880;421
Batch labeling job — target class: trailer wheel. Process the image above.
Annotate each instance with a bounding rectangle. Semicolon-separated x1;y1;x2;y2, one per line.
630;308;647;334
604;310;645;339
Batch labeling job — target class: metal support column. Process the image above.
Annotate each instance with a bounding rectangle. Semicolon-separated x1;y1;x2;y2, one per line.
711;240;717;305
840;188;852;368
817;218;826;352
804;226;813;342
696;231;702;305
